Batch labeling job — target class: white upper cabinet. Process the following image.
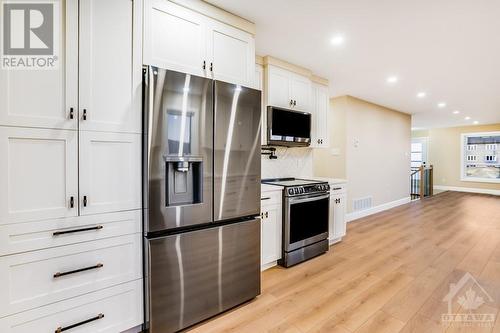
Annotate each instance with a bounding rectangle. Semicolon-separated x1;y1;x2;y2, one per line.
79;132;142;216
207;20;255;86
0;127;78;225
266;65;291;109
144;0;255;86
311;83;329;148
266;65;311;112
144;0;207;77
0;0;78;130
79;0;141;133
289;73;311;111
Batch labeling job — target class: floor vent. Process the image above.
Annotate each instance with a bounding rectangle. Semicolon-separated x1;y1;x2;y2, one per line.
353;196;372;212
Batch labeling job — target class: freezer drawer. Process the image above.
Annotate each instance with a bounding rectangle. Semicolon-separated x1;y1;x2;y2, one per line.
147;218;261;333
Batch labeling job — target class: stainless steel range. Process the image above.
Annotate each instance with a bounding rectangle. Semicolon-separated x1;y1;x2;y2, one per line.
263;178;330;267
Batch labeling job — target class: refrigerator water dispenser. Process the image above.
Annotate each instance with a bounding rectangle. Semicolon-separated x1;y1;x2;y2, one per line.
165;156;203;206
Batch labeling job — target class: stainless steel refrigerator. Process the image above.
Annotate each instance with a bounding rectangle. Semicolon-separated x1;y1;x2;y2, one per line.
143;66;262;333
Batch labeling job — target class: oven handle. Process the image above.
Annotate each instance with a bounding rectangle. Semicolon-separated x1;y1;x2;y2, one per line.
287;193;330;203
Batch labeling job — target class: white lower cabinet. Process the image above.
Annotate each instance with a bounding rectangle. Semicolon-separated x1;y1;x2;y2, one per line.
0;279;143;333
0;234;142;317
79;131;142;215
0;127;78;225
261;191;282;269
328;184;347;244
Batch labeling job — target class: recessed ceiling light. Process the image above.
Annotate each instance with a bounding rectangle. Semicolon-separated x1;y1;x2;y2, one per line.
417;92;426;98
464;116;471;120
473;121;479;125
452;110;460;114
330;35;345;46
437;102;446;108
387;76;398;84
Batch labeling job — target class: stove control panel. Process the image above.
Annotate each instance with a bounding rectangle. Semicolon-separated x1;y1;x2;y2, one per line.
285;183;329;197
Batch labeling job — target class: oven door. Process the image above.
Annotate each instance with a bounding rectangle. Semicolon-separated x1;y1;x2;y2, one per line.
284;193;329;252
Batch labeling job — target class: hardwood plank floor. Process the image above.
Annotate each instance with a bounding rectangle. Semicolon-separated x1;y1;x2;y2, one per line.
187;191;500;333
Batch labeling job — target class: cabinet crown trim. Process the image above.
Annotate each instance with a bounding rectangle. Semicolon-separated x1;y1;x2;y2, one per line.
169;0;256;35
263;56;329;86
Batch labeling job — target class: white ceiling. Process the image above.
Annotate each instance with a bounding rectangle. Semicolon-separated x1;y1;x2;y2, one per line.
207;0;500;129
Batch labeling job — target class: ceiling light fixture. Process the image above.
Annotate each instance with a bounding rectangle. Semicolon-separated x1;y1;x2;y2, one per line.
330;35;345;46
452;110;460;114
387;76;398;84
437;102;446;108
473;121;479;125
417;92;426;98
465;116;471;120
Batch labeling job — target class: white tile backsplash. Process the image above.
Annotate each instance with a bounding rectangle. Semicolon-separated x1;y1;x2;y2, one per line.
261;147;313;179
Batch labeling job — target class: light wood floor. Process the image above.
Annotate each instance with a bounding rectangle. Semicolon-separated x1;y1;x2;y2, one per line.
187;191;500;333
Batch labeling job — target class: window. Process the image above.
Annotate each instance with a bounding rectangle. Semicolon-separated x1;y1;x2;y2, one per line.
461;132;500;183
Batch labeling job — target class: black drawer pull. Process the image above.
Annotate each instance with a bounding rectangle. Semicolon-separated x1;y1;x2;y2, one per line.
53;225;103;236
332;187;342;190
261;197;271;201
55;313;104;333
53;263;103;278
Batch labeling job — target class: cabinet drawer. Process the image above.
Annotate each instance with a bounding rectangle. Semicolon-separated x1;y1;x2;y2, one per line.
260;191;281;206
329;184;346;194
0;234;142;317
0;210;141;256
0;279;143;333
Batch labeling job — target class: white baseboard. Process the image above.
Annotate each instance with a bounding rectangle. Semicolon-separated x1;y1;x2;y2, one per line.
434;185;500;196
346;196;411;223
261;260;278;271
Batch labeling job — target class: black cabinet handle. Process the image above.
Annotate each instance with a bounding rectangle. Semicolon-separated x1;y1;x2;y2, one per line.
82;109;87;120
53;263;103;278
202;60;206;70
261;197;271;201
69;108;74;120
210;62;213;72
290;99;293;106
55;313;104;333
293;100;297;106
69;196;74;208
265;212;269;218
53;225;103;236
83;195;88;207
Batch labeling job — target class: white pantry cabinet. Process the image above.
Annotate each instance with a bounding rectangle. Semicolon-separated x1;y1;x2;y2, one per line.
260;190;282;269
311;83;329;148
266;65;311;112
79;0;142;133
79;132;142;215
0;0;141;134
0;1;78;130
144;0;255;86
0;127;78;225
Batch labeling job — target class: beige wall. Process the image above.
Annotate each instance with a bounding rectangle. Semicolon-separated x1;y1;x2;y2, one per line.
313;96;347;179
412;124;500;190
314;96;412;213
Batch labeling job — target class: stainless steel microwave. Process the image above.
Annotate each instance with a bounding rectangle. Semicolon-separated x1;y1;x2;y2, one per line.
267;106;311;147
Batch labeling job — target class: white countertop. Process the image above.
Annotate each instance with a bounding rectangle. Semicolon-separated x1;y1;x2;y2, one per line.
261;183;283;192
309;177;347;185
